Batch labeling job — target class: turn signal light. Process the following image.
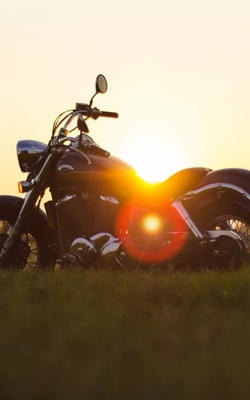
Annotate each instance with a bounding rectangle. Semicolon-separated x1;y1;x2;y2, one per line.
18;181;34;193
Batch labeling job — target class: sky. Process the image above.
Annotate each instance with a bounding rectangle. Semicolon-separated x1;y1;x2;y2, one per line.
1;0;250;194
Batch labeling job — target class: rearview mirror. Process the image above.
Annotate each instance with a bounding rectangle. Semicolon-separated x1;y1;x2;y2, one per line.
95;74;108;94
77;114;89;133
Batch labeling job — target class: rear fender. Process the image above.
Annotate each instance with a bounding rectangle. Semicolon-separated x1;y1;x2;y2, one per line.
181;168;250;214
197;168;250;193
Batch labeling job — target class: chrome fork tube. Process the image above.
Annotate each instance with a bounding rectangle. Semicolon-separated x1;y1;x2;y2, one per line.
0;151;58;262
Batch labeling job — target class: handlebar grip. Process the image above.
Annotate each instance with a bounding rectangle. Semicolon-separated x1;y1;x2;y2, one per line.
100;111;119;118
89;144;110;158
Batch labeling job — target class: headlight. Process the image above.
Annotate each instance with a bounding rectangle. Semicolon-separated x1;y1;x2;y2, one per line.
17;140;47;172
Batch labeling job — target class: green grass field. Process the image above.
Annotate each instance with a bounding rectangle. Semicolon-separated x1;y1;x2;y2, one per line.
1;268;250;400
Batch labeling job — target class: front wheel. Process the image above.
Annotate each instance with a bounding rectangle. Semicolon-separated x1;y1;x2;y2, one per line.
193;201;250;269
0;207;53;271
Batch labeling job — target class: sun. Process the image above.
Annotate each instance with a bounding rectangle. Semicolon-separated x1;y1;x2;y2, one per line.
142;214;163;233
110;115;192;184
135;155;169;183
121;133;186;183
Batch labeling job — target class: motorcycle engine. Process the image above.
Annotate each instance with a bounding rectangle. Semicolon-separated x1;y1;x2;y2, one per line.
93;195;120;235
56;194;89;240
55;192;120;253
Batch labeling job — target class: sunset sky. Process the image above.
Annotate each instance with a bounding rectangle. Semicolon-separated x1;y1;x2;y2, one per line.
1;0;250;193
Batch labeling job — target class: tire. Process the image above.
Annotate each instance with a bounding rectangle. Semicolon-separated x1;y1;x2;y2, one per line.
193;200;250;269
0;206;53;271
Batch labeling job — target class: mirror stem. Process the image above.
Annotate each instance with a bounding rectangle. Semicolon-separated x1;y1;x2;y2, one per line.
89;92;97;108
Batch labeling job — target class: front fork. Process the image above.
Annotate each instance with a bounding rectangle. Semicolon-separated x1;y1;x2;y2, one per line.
0;151;58;263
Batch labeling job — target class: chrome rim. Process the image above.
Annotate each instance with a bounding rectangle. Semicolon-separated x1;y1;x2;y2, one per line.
0;220;39;271
205;215;250;248
201;214;250;269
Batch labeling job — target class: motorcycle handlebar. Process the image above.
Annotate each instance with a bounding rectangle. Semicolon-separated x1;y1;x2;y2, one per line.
87;108;119;120
99;110;119;118
89;144;110;158
80;142;110;158
59;105;118;137
75;104;118;119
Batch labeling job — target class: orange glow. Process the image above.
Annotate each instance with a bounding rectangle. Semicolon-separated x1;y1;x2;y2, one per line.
117;122;190;184
128;142;171;183
115;203;188;264
142;214;162;233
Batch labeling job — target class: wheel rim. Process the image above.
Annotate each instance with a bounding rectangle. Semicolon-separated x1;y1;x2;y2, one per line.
204;214;250;249
0;219;39;271
201;214;250;269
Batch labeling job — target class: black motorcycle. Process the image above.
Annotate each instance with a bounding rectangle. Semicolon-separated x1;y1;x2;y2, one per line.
1;74;250;271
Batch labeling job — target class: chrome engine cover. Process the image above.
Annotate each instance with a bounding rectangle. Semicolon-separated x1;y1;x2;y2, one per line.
70;237;97;264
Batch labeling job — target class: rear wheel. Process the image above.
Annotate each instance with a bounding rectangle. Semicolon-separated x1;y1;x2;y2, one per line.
194;202;250;269
0;208;53;271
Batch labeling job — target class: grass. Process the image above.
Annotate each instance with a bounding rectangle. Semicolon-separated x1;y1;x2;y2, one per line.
1;268;250;399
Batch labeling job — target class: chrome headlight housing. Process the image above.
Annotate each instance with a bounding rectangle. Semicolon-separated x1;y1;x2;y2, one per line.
17;140;47;172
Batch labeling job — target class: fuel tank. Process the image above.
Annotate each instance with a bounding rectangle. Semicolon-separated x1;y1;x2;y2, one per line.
56;141;213;202
56;148;138;197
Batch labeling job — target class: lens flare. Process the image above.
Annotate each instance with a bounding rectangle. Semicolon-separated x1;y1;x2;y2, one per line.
143;214;162;233
116;203;188;265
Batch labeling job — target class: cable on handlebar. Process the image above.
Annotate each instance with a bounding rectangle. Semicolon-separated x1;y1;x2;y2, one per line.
52;109;74;137
51;104;118;139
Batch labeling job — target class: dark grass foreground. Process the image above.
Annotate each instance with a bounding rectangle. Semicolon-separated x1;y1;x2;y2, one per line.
1;268;250;400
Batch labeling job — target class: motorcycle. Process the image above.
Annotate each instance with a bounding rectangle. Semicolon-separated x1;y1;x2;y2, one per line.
1;74;250;271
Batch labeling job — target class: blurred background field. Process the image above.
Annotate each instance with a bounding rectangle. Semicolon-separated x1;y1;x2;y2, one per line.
0;268;250;400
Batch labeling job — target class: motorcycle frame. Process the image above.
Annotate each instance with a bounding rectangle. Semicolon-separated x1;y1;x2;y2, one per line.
2;71;250;268
1;146;249;266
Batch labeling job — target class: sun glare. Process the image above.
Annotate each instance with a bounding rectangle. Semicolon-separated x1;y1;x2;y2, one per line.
136;162;168;183
122;133;186;183
143;214;162;233
113;112;194;184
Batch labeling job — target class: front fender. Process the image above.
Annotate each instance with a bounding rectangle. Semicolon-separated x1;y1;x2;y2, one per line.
0;195;24;212
0;195;51;234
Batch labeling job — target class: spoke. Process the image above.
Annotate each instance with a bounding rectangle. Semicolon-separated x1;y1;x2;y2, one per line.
209;216;250;247
0;220;11;234
0;226;39;270
25;261;37;271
